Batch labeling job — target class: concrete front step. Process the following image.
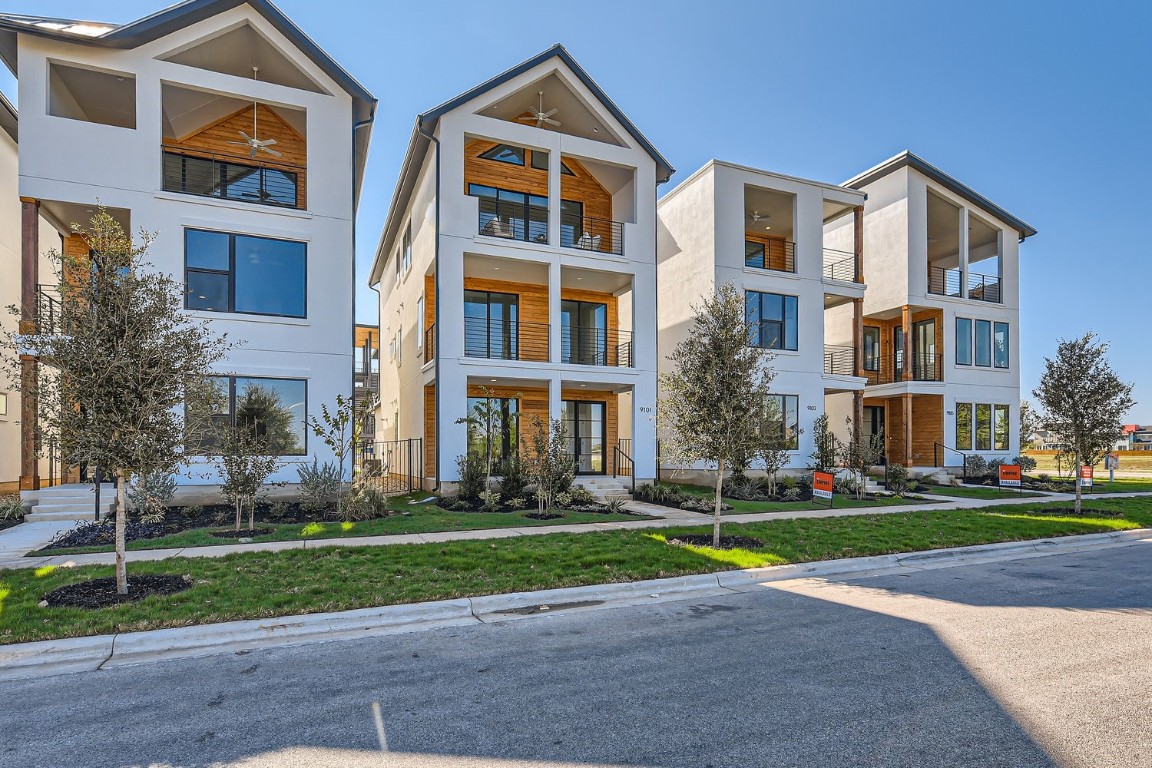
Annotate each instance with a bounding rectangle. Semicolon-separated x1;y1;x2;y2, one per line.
25;509;104;523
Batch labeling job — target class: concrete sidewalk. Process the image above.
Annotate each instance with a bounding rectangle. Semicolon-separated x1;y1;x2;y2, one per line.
0;488;1142;571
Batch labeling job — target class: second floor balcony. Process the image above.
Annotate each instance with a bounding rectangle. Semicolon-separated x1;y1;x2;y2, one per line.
822;248;860;282
461;316;633;367
868;350;943;385
163;148;305;210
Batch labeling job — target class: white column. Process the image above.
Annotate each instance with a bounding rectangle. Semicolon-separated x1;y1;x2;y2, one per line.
548;259;561;365
439;360;469;482
958;206;969;298
548;373;565;428
547;140;562;248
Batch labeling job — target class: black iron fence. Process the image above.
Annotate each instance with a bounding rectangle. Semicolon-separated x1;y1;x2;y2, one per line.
36;284;61;335
870;350;942;384
745;239;796;273
464;317;549;361
560;214;624;256
163;149;303;209
822;248;859;282
823;345;856;376
358;438;423;495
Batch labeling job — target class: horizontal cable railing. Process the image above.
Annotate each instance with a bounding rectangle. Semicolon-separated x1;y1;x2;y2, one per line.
927;265;963;297
868;350;943;384
745;240;796;273
822;248;859;282
424;322;435;364
823;345;856;376
561;325;633;367
967;273;1002;303
560;214;624;256
162;149;303;209
464;316;549;361
477;198;549;244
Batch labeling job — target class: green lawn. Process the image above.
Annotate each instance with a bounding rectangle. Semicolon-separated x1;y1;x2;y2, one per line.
664;482;932;514
31;503;646;557
918;485;1044;500
4;497;1148;645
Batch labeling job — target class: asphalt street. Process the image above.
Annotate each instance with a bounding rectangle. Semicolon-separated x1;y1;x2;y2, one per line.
3;542;1150;768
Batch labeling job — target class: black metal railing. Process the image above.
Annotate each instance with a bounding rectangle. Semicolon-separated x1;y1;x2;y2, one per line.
822;248;859;282
36;284;61;335
464;316;549;361
869;350;942;384
477;198;548;244
562;326;633;367
358;438;423;495
967;273;1001;303
927;265;963;297
934;442;968;482
745;240;796;273
560;214;624;256
823;345;857;376
424;322;435;364
162;149;303;209
613;441;635;492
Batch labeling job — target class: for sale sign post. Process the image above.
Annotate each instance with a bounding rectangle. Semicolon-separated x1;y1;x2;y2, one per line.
998;464;1021;488
813;471;835;506
1080;465;1094;489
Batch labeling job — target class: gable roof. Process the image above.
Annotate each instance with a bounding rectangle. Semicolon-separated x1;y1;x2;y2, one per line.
0;0;374;119
844;151;1037;241
0;92;15;143
422;44;673;183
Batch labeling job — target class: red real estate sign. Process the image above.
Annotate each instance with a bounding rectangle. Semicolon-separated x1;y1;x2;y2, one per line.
998;464;1021;487
813;471;835;501
1080;465;1094;488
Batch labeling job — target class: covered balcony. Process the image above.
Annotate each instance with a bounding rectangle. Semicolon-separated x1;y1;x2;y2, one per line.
743;185;796;273
926;192;1002;303
821;200;862;284
860;307;944;385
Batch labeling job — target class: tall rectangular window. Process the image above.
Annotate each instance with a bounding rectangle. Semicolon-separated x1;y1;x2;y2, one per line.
955;317;973;365
402;222;412;274
766;394;800;449
417;296;425;351
975;403;992;450
464;290;519;359
955;402;973;450
466;396;519;471
185;375;307;456
994;404;1010;450
994;322;1009;369
863;326;880;371
745;291;798;351
974;319;992;367
0;391;7;416
185;229;306;318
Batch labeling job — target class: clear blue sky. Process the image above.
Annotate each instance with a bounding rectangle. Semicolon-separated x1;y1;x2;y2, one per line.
3;1;1150;420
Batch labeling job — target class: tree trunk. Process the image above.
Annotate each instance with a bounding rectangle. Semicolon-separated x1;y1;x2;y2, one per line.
713;465;724;548
115;470;128;595
1074;452;1083;514
235;499;242;532
248;495;255;531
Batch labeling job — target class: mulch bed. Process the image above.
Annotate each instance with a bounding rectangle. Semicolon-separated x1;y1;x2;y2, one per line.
667;534;764;550
42;574;192;609
0;517;23;532
209;528;275;539
523;511;566;520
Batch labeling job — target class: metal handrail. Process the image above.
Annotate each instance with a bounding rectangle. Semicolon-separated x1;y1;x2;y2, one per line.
612;442;635;493
463;317;549;361
35;284;62;335
823;345;856;376
162;148;303;209
967;273;1002;303
822;248;859;282
560;214;624;256
927;265;963;298
745;240;796;273
934;442;969;483
561;325;633;367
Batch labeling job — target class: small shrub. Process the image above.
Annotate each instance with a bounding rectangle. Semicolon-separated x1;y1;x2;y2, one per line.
781;487;802;502
456;453;488;500
129;471;177;522
603;498;626;513
886;463;911;495
987;457;1006;474
448;498;471;512
833;476;858;495
964;454;989;478
554;491;573;509
566;487;597;506
0;493;26;520
1037;472;1051;483
1014;455;1038;473
480;490;502;513
680;497;732;512
297;459;342;512
343;486;392;521
780;475;798;491
723;476;763;501
498;452;528;500
267;500;290;519
180;504;203;519
506;496;528;510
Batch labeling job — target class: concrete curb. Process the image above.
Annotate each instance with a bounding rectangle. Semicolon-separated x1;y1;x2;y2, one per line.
3;527;1149;682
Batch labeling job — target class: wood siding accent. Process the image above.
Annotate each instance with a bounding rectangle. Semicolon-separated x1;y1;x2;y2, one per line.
744;231;792;272
462;139;612;224
424;384;436;477
424;274;436;334
463;277;549;362
864;393;944;467
862;308;944;385
163;104;307;209
354;324;378;353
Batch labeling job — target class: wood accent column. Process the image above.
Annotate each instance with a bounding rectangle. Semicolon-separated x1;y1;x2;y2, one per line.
852;298;863;377
903;393;913;467
853;204;864;282
901;304;912;380
19;198;40;491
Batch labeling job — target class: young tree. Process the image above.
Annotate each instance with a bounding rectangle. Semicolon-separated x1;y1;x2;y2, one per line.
522;414;574;514
839;416;884;500
214;426;284;532
306;393;363;518
1033;333;1135;512
753;397;799;498
2;210;230;594
455;386;515;501
807;414;840;474
659;283;775;547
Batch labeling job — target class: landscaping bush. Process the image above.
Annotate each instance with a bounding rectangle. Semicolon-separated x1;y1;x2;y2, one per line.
342;486;393;521
566;487;598;506
1015;455;1038;473
498;452;528;500
297;459;342;511
128;472;177;523
723;475;765;501
455;452;488;501
964;454;989;479
679;497;733;513
0;493;26;520
604;497;627;513
634;483;690;506
507;496;528;511
886;463;911;495
781;487;803;502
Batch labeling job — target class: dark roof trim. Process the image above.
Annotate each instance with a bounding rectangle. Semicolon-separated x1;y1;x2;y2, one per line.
844;151;1037;240
0;0;375;120
418;44;674;183
0;92;16;143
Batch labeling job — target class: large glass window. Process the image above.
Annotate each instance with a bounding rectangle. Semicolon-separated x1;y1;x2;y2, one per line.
994;404;1010;451
563;400;606;474
955;317;973;365
975;403;992;450
185;229;306;318
185;375;306;456
955;403;973;450
559;199;585;248
863;326;880;371
974;319;992;367
994;322;1010;369
766;394;800;450
466;396;519;471
745;241;766;269
469;183;548;243
464;290;519;359
561;299;607;365
745;291;798;351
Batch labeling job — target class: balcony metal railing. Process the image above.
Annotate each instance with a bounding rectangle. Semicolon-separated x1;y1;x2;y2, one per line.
35;284;62;335
561;325;633;367
464;316;549;361
424;322;435;364
927;265;963;297
560;214;624;256
822;248;860;282
477;198;548;244
868;350;943;384
823;345;857;376
967;273;1002;303
745;240;796;273
162;149;304;209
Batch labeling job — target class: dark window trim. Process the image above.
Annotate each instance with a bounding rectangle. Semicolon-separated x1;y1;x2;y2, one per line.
188;374;308;457
863;326;881;371
767;393;800;450
746;290;798;351
974;319;992;367
479;144;525;166
955;317;973;366
184;228;308;319
993;321;1010;369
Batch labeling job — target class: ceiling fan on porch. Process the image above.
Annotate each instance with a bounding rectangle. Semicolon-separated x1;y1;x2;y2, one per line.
517;91;562;129
227;66;283;159
747;211;772;229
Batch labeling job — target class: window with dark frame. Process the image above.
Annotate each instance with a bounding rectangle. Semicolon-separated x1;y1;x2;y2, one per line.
994;322;1010;369
184;229;306;318
955;402;973;450
479;144;525;165
863;326;880;371
466;396;520;471
185;375;307;456
955;317;973;365
767;394;800;450
745;290;798;351
974;319;992;367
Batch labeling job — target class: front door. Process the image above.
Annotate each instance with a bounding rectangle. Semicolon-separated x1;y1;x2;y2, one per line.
563;400;606;474
864;405;886;464
913;318;936;380
892;327;904;382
